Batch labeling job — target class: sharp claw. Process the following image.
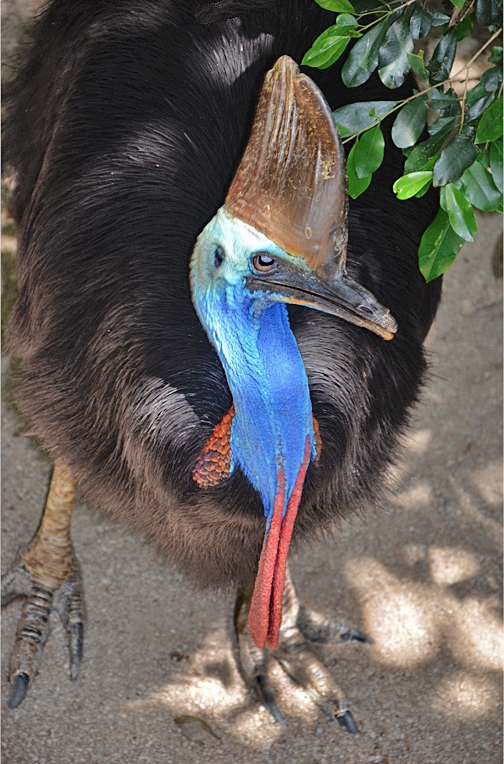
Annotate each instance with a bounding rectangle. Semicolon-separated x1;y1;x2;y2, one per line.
8;672;30;709
256;674;286;725
69;622;84;680
336;708;360;735
348;628;374;644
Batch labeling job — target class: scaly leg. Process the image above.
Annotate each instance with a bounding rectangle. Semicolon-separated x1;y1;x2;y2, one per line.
235;565;372;733
2;460;84;708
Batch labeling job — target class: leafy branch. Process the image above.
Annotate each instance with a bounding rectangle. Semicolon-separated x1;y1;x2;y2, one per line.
304;0;503;281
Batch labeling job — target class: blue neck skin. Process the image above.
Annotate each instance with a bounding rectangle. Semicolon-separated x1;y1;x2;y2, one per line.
190;208;316;526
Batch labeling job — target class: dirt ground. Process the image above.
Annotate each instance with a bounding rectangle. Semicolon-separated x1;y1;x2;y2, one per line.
1;3;503;763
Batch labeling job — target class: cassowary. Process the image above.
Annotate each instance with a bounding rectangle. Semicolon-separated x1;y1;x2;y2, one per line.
2;0;442;730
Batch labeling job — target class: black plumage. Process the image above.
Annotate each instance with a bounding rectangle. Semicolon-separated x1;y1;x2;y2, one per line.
4;0;441;605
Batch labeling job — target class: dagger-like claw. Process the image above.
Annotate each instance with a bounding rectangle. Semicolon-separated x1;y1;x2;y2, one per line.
7;672;30;710
336;707;360;735
255;673;286;725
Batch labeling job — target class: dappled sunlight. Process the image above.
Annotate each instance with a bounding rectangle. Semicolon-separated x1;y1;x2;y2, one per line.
470;460;503;506
389;479;432;509
342;557;438;666
429;547;480;587
365;590;437;666
121;626;298;748
449;597;503;672
401;428;432;456
343;552;504;674
450;480;503;542
402;544;427;566
432;672;500;720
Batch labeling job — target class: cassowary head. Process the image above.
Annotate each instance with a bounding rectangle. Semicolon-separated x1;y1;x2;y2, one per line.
190;56;397;649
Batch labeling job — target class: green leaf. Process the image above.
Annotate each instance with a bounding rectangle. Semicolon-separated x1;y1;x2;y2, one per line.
475;0;491;25
433;134;478;186
488;46;503;64
490;139;503;193
341;19;387;87
460;152;503;211
465;91;496;124
393;171;433;199
347;142;372;198
444;183;478;241
475;0;496;26
314;0;356;11
353;125;385;178
302;29;351;69
450;0;465;9
378;15;414;89
475;96;503;143
407;51;429;80
427;29;457;84
455;14;474;41
419;208;465;281
430;10;451;26
404;124;454;173
411;153;440;174
335;13;360;29
429;88;461;117
415;179;433;198
428;116;458;136
466;82;492;107
410;6;432;39
391;95;428;148
480;66;503;92
332;100;397;135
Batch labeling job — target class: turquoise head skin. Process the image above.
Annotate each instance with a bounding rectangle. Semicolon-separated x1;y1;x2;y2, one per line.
190;206;316;525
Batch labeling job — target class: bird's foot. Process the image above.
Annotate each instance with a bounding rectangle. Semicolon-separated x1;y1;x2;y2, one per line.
2;552;85;709
235;569;372;733
2;460;83;708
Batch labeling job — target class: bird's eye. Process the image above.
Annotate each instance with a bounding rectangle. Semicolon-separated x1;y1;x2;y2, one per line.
214;246;224;268
358;305;373;315
252;252;277;273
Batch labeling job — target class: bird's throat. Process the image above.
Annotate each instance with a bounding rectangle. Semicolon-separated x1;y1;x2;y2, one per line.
193;288;316;648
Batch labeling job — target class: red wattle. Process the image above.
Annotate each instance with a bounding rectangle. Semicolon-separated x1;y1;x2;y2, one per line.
248;436;311;650
248;469;285;649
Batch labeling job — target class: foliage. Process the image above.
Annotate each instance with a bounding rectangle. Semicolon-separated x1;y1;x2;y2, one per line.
303;0;503;281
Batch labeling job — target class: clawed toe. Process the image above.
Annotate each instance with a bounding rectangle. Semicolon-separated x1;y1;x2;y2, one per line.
336;707;360;735
8;672;30;710
2;461;83;707
2;557;86;707
297;605;373;645
235;567;371;732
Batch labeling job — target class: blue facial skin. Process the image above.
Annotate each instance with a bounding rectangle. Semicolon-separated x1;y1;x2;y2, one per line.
190;207;316;528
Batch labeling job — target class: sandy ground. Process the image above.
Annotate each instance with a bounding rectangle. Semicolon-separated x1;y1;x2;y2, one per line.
2;208;502;764
1;3;503;762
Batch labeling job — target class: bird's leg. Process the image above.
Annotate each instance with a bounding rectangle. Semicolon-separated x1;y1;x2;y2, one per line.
234;582;286;724
2;460;84;709
273;567;365;733
235;565;372;733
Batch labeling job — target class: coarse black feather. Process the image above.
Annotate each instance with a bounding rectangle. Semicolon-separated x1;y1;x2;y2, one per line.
4;0;442;587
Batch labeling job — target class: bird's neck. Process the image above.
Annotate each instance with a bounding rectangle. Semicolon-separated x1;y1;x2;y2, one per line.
195;287;315;522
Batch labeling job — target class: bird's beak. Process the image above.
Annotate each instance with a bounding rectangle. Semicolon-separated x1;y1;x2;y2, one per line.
225;55;397;341
245;259;397;340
